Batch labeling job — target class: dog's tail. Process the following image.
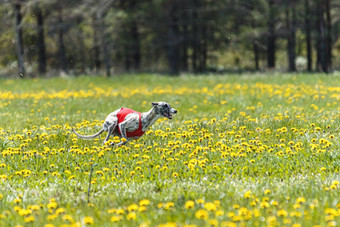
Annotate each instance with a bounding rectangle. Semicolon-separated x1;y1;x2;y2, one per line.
72;128;104;140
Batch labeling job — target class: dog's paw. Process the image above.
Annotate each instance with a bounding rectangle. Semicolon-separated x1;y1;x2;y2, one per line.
115;141;127;147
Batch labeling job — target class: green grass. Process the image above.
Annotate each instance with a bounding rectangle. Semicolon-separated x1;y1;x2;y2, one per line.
0;73;339;227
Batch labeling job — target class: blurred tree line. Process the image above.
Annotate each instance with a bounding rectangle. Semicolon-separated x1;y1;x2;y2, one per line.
0;0;339;77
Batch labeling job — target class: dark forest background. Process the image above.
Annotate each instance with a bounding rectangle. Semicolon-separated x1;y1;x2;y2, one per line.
0;0;340;77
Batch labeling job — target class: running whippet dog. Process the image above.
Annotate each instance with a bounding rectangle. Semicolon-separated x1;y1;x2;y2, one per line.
72;102;177;146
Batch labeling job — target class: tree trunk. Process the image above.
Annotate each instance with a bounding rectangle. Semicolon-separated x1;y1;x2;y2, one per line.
57;6;67;73
98;16;111;76
129;0;140;71
198;0;208;73
316;0;327;72
286;0;296;72
36;7;46;74
304;0;312;72
253;40;259;71
92;17;101;71
198;26;207;72
123;24;131;71
93;39;101;70
180;0;189;72
131;21;140;70
325;0;332;72
191;0;200;73
14;1;25;77
250;1;259;72
167;0;180;75
78;27;86;73
180;24;189;71
267;0;276;69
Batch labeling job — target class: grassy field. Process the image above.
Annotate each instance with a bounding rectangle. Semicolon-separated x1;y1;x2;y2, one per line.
0;73;339;227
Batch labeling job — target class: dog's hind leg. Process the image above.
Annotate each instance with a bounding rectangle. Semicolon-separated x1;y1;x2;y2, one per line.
103;116;118;144
103;122;117;144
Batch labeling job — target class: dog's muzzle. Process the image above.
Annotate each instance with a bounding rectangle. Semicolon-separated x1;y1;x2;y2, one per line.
166;108;177;119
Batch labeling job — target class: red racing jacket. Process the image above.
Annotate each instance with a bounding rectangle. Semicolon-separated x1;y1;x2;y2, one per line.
116;108;145;138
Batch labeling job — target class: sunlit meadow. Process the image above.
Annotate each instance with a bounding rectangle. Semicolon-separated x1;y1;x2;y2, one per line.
0;74;339;227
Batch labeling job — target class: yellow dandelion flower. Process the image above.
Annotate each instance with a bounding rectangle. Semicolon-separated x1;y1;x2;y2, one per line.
159;222;176;227
111;216;122;222
221;221;237;227
267;216;277;224
196;199;205;204
13;198;21;204
213;200;220;207
293;203;301;209
107;208;116;214
332;180;339;186
296;197;306;204
56;208;66;215
139;206;147;212
204;202;217;211
195;209;208;220
185;200;195;209
164;202;174;210
209;219;218;226
19;209;32;216
126;212;137;221
264;189;271;195
232;215;242;222
24;215;35;223
260;201;269;208
232;204;240;209
83;216;94;225
277;209;288;217
271;200;278;206
116;208;125;215
292;224;301;227
325;215;334;221
47;201;58;209
14;206;21;212
244;190;252;198
330;184;337;190
128;204;139;212
30;205;40;211
139;199;150;206
324;208;337;215
47;214;58;221
215;210;224;217
62;214;74;223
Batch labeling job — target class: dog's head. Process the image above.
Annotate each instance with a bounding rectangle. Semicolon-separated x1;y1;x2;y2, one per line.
152;102;177;119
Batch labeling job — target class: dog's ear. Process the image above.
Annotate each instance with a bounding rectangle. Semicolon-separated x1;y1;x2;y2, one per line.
152;102;158;106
